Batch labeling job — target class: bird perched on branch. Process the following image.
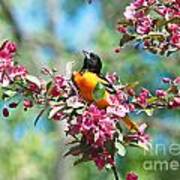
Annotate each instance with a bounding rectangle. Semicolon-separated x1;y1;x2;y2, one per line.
73;50;138;131
73;50;112;108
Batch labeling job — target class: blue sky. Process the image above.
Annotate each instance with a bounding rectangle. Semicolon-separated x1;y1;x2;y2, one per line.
14;0;101;50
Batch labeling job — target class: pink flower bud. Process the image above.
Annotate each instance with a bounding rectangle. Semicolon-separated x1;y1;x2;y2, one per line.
2;107;9;117
23;99;33;109
148;0;156;5
170;34;180;49
28;83;39;92
114;47;121;53
129;103;135;112
117;25;127;33
156;89;167;97
9;102;18;108
1;41;17;53
141;88;150;97
127;88;136;96
126;172;138;180
169;97;180;108
174;76;180;84
53;112;64;121
162;77;171;84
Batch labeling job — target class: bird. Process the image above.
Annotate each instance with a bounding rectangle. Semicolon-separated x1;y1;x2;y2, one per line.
72;50;139;131
72;50;112;108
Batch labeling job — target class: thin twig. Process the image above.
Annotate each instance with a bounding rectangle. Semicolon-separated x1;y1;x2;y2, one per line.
34;108;46;126
112;165;119;180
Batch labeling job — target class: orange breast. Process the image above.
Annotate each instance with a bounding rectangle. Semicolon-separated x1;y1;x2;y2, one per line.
73;71;109;108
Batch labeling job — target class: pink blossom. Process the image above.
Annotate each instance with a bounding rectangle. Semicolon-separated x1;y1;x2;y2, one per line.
136;88;150;107
127;88;136;96
106;72;119;85
170;33;180;49
156;6;175;19
107;105;129;118
169;23;180;49
67;123;81;136
53;112;65;121
50;75;67;97
124;4;136;20
0;41;16;61
107;90;130;117
108;90;128;106
66;104;116;170
174;76;180;84
23;99;33;109
93;156;106;170
168;24;180;33
0;41;27;86
92;150;114;170
79;105;116;147
169;97;180;108
1;41;17;53
136;16;153;35
28;82;40;92
148;0;156;5
0;65;27;87
120;0;180;55
126;172;138;180
54;75;67;88
127;123;151;150
133;0;147;8
156;89;167;97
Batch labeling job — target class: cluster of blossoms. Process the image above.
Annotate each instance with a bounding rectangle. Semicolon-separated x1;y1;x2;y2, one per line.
0;40;179;179
117;0;180;55
0;41;27;87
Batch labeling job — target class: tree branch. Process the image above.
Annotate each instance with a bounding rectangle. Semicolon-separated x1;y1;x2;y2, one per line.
112;165;120;180
0;0;23;42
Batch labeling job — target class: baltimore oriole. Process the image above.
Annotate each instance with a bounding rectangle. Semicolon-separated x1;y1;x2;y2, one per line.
73;50;112;108
73;50;139;131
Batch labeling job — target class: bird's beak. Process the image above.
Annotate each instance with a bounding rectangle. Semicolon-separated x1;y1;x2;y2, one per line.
82;50;90;59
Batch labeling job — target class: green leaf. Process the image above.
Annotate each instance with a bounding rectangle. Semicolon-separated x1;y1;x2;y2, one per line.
93;82;106;101
0;87;3;100
117;132;123;142
115;142;126;156
130;142;151;151
46;81;52;91
119;34;135;47
118;20;133;26
73;156;89;166
156;17;180;28
64;145;82;157
144;108;154;116
3;90;17;98
105;140;115;155
116;122;123;133
147;97;158;104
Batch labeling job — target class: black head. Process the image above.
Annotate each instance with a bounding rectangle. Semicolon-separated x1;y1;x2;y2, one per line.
81;50;102;74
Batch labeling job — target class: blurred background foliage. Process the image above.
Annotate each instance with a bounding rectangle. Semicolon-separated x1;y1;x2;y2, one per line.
0;0;179;179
